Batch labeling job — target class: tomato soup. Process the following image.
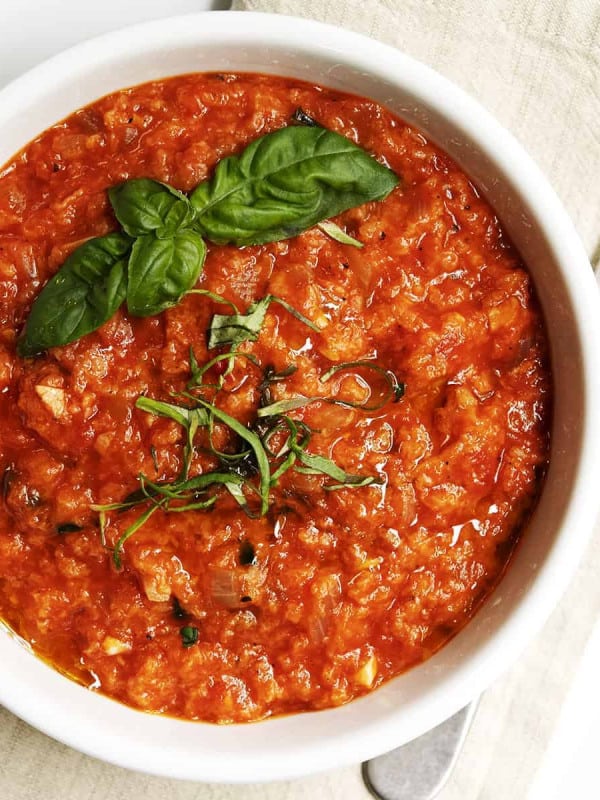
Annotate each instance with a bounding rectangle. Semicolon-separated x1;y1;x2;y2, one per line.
0;73;551;722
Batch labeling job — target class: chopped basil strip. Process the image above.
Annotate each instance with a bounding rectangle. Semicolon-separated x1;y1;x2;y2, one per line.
208;295;318;350
180;625;199;648
194;398;271;516
317;220;363;248
113;503;162;570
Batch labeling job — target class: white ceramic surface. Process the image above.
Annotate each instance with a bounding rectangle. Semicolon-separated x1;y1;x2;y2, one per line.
0;12;598;784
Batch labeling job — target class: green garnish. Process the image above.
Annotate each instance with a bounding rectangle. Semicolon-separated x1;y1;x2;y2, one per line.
317;220;363;249
112;503;162;570
125;229;206;317
180;625;199;648
108;178;196;239
190;125;398;245
135;397;209;480
92;298;405;567
256;396;315;417
97;353;397;566
207;295;319;350
17;233;131;357
194;398;271;516
18;126;398;355
319;360;405;410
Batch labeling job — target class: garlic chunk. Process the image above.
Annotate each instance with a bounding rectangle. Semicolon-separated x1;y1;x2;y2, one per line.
34;384;67;418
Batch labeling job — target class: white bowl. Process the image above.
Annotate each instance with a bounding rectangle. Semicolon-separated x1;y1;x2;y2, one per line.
0;11;599;784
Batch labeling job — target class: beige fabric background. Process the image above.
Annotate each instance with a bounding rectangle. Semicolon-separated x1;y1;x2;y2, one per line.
1;2;599;798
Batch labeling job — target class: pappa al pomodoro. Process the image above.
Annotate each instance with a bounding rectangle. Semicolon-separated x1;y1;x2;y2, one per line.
0;73;550;722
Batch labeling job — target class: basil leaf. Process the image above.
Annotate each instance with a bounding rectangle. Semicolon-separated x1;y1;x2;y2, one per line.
109;178;196;239
126;229;206;317
17;233;131;356
190;126;399;245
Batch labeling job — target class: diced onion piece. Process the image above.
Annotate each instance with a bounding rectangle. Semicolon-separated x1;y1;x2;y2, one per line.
395;481;417;527
142;572;172;603
209;564;267;608
210;567;239;608
355;654;378;687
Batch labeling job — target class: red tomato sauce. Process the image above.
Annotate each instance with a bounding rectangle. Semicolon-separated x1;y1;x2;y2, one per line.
0;73;551;722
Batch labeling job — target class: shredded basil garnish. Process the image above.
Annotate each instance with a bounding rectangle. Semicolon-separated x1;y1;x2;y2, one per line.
194;398;271;516
320;360;405;409
207;295;319;350
89;279;403;566
317;220;363;249
180;625;199;648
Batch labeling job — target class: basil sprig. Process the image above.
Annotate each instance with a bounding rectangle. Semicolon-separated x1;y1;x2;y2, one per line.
17;233;131;357
190;126;398;245
17;180;205;355
18;123;398;356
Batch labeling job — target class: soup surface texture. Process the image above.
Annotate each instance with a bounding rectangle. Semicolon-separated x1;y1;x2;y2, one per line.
0;73;550;722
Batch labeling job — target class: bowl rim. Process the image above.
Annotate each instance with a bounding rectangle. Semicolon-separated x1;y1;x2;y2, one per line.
0;10;599;783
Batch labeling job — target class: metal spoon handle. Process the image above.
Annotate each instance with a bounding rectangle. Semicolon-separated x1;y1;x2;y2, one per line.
362;700;479;800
